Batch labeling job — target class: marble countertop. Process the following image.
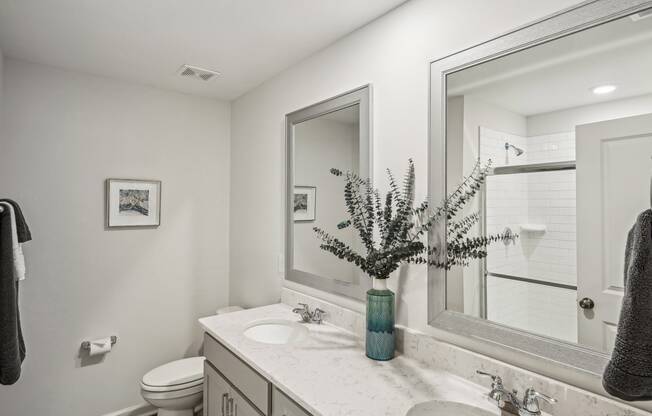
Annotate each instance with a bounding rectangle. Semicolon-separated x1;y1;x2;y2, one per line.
198;303;501;416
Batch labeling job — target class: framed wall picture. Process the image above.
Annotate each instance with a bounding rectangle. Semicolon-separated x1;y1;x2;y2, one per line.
293;186;316;222
106;179;161;228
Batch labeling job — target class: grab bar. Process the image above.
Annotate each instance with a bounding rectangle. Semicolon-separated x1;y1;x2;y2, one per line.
486;272;577;291
490;160;575;175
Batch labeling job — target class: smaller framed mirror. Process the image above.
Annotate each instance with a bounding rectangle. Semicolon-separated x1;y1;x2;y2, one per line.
285;85;372;300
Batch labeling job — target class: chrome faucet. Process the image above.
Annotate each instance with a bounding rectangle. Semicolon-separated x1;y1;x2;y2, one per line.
476;370;520;414
476;370;557;416
292;303;326;324
520;387;557;416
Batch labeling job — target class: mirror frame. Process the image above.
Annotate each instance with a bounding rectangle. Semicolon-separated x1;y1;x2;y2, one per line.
428;0;652;376
285;85;372;301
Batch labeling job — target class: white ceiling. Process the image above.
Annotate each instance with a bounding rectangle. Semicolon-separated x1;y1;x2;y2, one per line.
447;13;652;116
0;0;406;100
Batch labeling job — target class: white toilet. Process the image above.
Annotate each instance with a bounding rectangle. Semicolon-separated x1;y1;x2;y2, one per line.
141;306;243;416
141;356;205;416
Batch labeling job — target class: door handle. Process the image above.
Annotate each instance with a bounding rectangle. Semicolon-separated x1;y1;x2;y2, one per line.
579;297;595;309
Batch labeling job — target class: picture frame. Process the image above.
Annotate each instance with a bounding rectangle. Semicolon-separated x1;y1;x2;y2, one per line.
106;179;161;228
293;186;316;222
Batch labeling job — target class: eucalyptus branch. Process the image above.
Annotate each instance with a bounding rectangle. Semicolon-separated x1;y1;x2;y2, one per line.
314;159;512;278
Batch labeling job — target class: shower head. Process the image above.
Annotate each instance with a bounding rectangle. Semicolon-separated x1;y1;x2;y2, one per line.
505;142;524;156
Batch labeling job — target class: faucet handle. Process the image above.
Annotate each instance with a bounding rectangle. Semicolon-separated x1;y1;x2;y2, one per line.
476;370;503;386
292;303;309;312
312;308;325;324
292;303;313;322
521;387;557;415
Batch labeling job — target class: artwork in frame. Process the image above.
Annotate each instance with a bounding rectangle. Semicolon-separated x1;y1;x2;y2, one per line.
293;186;316;222
106;179;161;228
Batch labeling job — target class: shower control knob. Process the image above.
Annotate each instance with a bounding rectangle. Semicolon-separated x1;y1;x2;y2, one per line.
579;297;595;310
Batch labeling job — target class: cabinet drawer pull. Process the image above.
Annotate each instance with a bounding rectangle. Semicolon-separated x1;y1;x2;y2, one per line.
228;397;235;416
222;393;228;416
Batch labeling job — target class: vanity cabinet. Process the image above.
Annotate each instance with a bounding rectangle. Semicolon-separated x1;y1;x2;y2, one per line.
272;388;311;416
204;333;313;416
204;362;262;416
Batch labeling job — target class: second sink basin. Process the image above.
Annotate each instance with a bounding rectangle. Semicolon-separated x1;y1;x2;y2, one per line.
406;400;498;416
243;319;309;345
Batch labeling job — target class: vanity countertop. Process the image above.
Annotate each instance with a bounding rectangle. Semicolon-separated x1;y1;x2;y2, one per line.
199;303;501;416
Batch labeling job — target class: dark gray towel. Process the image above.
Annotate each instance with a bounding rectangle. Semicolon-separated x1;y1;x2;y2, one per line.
0;199;31;243
0;208;26;385
603;209;652;401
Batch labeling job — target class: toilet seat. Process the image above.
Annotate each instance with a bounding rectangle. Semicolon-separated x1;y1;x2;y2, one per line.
141;382;203;399
141;357;205;393
141;377;203;393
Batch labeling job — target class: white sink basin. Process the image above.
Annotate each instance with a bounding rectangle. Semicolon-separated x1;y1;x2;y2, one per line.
243;319;309;345
406;400;498;416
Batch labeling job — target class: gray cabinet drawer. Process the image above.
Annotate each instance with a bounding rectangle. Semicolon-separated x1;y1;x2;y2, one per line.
272;388;312;416
204;362;230;416
205;361;263;416
204;333;271;415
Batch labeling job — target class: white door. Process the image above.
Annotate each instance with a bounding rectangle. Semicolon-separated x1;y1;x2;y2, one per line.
576;113;652;352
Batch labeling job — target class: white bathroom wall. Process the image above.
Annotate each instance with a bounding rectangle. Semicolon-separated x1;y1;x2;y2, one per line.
0;47;4;135
0;60;231;416
293;117;359;283
229;0;581;321
527;93;652;136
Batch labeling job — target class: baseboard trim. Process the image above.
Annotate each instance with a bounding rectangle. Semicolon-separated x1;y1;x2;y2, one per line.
103;402;203;416
102;403;157;416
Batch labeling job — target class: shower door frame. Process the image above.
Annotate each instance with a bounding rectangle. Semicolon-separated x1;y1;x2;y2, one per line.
479;160;577;320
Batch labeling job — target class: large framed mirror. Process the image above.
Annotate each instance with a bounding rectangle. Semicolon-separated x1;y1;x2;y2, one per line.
429;0;652;377
285;86;372;300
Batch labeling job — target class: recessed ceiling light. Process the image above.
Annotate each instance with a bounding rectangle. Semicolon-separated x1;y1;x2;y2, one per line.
592;85;617;95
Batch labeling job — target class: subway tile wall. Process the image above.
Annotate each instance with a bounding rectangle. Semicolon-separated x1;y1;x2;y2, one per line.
478;127;577;343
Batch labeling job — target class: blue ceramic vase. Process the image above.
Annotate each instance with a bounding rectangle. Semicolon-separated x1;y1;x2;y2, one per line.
366;278;395;361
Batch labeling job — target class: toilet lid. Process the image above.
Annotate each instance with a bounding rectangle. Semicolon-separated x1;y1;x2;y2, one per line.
142;357;205;388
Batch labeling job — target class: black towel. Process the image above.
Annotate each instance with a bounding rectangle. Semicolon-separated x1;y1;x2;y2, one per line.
0;199;31;243
603;209;652;401
0;207;26;385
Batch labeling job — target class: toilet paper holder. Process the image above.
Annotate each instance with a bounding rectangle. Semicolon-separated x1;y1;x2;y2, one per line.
81;336;117;350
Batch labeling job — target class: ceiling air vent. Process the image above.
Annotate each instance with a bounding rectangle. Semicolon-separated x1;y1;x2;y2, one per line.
631;8;652;21
177;64;221;82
